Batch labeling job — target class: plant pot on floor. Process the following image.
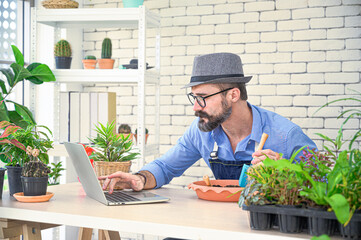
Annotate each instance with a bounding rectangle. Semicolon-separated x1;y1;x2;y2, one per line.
0;168;6;199
6;165;23;196
98;59;115;69
21;176;48;196
55;56;72;69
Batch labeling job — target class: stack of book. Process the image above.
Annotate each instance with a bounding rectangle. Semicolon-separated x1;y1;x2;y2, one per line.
59;92;116;143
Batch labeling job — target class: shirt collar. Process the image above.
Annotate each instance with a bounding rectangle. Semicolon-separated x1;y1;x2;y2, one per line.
248;103;264;143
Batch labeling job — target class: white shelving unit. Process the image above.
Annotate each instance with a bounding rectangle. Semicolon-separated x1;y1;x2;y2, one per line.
30;6;161;170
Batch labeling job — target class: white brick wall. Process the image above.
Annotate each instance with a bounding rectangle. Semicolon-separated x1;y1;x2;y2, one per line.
83;0;361;189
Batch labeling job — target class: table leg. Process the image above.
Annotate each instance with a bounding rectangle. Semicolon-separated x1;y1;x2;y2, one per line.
22;223;41;240
98;229;121;240
78;227;93;240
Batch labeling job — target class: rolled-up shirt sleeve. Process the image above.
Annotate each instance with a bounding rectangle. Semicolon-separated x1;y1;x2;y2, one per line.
140;121;202;188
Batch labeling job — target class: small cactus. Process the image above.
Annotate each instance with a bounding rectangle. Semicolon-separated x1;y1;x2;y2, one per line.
21;146;50;177
118;124;131;134
101;38;112;59
54;39;72;57
84;55;96;60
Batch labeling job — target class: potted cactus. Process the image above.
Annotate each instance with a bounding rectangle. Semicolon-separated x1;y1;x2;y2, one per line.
134;127;149;144
21;146;51;196
82;55;97;69
98;38;115;69
118;124;132;140
54;39;72;69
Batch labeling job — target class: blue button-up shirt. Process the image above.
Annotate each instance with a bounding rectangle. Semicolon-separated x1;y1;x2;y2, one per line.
141;103;317;188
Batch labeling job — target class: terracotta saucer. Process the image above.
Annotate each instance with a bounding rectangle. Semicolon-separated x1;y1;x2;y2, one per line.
188;179;243;202
13;192;54;203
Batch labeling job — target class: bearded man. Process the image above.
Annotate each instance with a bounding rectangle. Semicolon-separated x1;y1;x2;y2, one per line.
101;53;317;192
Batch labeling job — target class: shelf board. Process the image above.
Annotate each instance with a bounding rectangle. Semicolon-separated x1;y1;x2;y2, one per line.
52;69;159;84
34;7;160;28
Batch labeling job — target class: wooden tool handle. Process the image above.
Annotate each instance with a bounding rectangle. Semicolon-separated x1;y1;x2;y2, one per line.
257;133;269;151
203;175;211;186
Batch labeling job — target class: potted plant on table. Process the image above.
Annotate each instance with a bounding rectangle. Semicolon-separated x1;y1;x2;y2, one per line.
82;55;97;69
98;38;114;69
21;146;51;196
0;121;25;198
54;39;72;69
0;45;55;128
88;121;139;188
0;124;53;195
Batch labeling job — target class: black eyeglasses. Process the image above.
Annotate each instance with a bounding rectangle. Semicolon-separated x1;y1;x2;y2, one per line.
187;88;233;108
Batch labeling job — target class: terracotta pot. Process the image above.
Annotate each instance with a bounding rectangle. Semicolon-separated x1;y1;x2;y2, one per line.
98;59;115;69
134;133;149;144
82;59;97;69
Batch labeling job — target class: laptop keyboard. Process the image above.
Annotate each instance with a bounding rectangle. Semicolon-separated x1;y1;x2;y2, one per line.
104;191;140;203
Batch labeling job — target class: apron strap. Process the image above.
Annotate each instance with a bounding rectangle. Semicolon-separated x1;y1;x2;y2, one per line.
211;139;259;158
210;141;218;160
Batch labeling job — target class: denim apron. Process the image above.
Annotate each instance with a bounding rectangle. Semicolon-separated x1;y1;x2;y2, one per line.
209;141;259;179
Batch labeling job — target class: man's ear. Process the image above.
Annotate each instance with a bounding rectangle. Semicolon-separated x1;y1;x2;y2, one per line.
229;88;241;102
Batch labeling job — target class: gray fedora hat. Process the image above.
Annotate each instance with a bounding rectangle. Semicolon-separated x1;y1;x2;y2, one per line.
182;52;252;89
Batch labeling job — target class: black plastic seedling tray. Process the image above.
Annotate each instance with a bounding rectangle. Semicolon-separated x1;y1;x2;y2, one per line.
242;204;361;239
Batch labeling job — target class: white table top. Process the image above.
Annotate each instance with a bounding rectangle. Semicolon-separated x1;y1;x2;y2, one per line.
0;183;310;240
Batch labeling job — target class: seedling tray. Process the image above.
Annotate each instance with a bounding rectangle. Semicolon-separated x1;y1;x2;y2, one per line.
243;204;361;220
242;204;361;239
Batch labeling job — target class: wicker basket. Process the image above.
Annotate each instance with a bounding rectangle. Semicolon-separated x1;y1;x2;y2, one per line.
41;0;79;9
94;161;132;189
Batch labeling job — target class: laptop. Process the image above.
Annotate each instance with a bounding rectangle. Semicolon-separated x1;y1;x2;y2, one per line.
64;142;170;205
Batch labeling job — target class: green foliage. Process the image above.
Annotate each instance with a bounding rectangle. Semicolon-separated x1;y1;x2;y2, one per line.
84;55;96;60
88;121;139;162
0;124;53;166
0;45;56;128
0;121;26;160
48;161;65;185
311;234;331;240
101;38;112;59
54;39;72;57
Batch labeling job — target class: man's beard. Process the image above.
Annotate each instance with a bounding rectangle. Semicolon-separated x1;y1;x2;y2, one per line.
195;99;232;132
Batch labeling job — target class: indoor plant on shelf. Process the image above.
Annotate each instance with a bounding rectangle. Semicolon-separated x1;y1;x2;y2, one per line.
134;127;149;144
0;124;53;195
98;38;114;69
0;45;56;129
82;55;97;69
88;121;139;188
21;146;51;196
54;39;72;69
118;123;133;140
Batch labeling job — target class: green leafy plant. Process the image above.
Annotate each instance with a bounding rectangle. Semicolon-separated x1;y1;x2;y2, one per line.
0;45;56;128
88;121;139;162
0;121;26;159
48;161;65;185
0;124;53;166
54;39;72;57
